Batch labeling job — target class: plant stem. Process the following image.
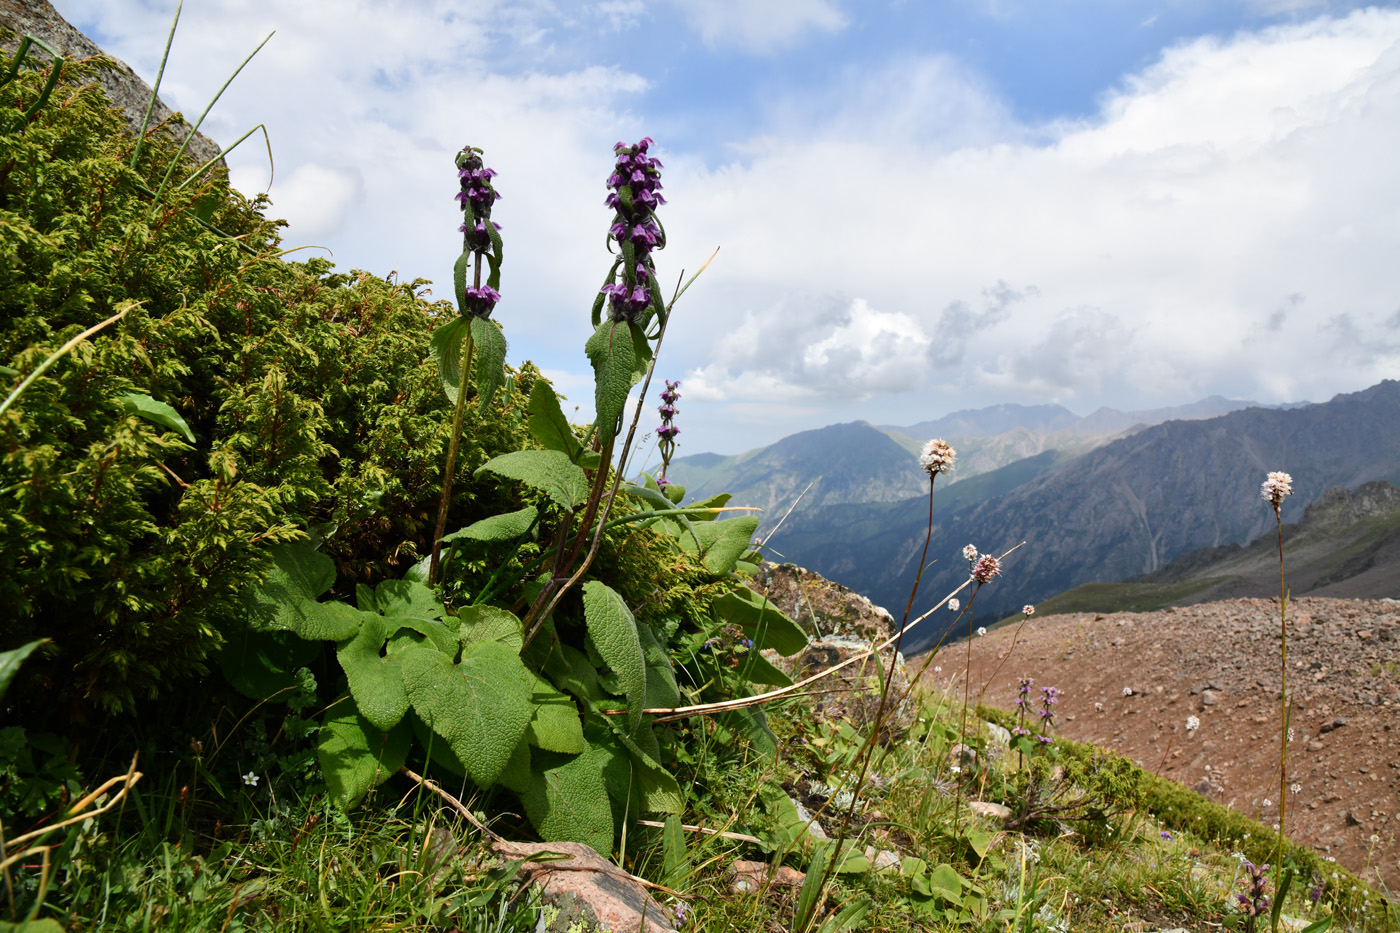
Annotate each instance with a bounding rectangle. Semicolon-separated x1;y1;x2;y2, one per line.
1274;504;1289;902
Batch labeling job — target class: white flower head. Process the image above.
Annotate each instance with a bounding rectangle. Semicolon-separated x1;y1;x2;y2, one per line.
934;665;942;673
1290;783;1301;794
972;555;1001;584
1185;715;1200;733
1123;687;1133;697
950;765;962;774
1261;471;1293;506
976;626;987;637
1262;798;1273;808
243;771;260;788
919;438;956;476
948;598;960;612
963;544;979;562
1023;604;1035;617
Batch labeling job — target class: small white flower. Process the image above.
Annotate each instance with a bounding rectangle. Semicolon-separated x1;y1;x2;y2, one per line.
1287;727;1295;742
1185;715;1200;732
1022;604;1035;616
934;665;942;673
919;438;956;476
1369;834;1380;844
948;598;960;612
963;544;979;561
976;626;986;637
950;765;962;774
1123;687;1133;697
243;771;260;788
1290;783;1301;794
1261;471;1293;506
1262;798;1272;808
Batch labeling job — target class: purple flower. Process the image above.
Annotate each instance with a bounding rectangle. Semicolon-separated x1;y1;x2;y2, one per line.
603;138;666;323
462;285;501;318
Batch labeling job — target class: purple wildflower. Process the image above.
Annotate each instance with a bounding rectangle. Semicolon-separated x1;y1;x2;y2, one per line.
601;138;666;324
656;379;681;481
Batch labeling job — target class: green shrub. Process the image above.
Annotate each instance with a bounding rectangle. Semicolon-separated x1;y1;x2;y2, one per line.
0;46;530;718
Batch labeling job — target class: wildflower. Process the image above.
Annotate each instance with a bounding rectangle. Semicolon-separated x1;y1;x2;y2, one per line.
1262;798;1272;808
1160;831;1173;841
934;665;942;673
1287;727;1295;742
1023;604;1035;616
461;284;501;318
963;544;979;561
971;554;1001;584
919;438;956;476
1237;859;1271;918
948;598;960;612
1290;783;1301;794
950;765;962;774
1370;834;1380;844
656;379;681;480
1123;687;1133;697
601;138;666;324
243;771;260;788
1186;715;1200;732
1261;471;1293;507
976;626;986;637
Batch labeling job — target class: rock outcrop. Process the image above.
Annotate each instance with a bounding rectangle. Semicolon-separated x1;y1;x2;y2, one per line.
1;0;225;168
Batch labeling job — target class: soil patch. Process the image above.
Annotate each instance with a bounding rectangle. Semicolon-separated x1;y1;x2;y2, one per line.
920;597;1400;891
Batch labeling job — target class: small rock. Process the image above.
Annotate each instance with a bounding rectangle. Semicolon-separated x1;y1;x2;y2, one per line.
1201;690;1219;707
968;800;1012;821
983;721;1011;748
864;846;902;872
494;841;677;933
1345;809;1361;827
948;743;977;770
729;860;805;893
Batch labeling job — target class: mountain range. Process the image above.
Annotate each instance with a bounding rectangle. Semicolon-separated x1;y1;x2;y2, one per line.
667;382;1400;653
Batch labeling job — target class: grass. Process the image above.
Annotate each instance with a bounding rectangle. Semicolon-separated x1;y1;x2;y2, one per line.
1017;579;1224;618
9;673;1395;933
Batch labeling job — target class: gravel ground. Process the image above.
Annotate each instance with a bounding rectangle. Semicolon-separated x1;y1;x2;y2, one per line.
920;597;1400;892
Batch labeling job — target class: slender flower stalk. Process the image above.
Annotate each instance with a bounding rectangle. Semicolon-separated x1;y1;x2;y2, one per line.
1262;470;1292;891
656;379;681;483
953;542;1001;839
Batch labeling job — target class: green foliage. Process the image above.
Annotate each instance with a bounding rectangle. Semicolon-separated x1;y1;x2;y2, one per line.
0;49;534;717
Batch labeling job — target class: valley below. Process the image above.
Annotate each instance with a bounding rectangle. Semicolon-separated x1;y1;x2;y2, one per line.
922;596;1400;891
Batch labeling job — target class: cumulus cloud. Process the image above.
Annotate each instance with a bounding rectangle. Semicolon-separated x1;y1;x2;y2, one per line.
686;295;931;401
668;0;846;52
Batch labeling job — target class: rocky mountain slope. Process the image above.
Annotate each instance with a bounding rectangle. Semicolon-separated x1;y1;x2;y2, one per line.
769;380;1400;651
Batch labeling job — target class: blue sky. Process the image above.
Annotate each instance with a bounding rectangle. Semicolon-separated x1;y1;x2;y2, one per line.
61;0;1400;456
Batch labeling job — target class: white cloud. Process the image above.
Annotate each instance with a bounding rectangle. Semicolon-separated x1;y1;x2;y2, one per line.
243;163;363;239
668;0;846;52
661;8;1400;434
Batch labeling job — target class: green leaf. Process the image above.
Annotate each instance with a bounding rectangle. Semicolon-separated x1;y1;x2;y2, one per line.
402;641;533;788
964;826;992;859
606;719;683;814
522;745;614;852
244;547;361;641
525;674;585;753
701;516;759;574
470;316;507;414
687;492;732;520
429;317;469;404
363;580;447;620
0;919;66;933
925;863;964;904
498;736;531;794
336;615;410;731
265;541;336;598
317;700;411;808
526;377;583;458
723;705;778;757
1299;917;1334;933
835;849;870;874
441;506;537;546
452;251;470;316
636;621;680;710
584;319;646;443
119;392;195;444
217;625;317;700
737;649;793;688
545;643;605;704
0;639;47;703
477;450;589;512
582;581;646;734
458;605;524;650
661;815;690;890
711;589;807;656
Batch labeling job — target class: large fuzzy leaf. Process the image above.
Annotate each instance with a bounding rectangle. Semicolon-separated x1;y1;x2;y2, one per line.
360;580;446;620
401;642;533;789
217;625;318;701
737;649;793;688
430;317;468;404
607;719;683;815
711;589;808;656
336;615;410;731
317;701;412;808
581;581;646;734
440;506;537;546
470;316;508;414
699;516;759;574
477;450;589;512
521;746;614;853
525;673;585;753
636;621;679;710
458;605;524;650
526;377;582;458
584;319;647;443
245;542;359;641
